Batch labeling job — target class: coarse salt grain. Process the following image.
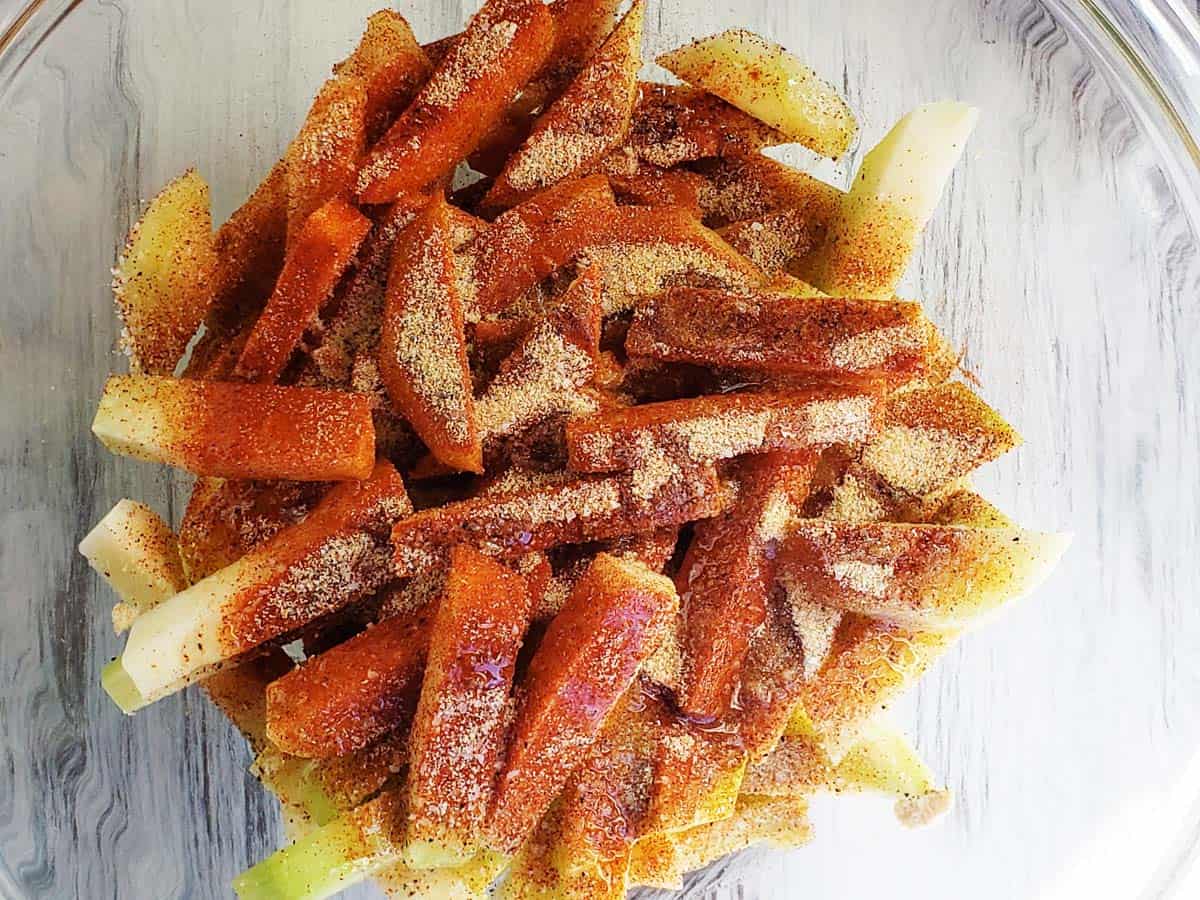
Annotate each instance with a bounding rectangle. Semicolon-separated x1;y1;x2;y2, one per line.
831;323;925;371
476;322;596;438
667;409;770;462
389;233;472;443
830;559;893;597
423;18;519;109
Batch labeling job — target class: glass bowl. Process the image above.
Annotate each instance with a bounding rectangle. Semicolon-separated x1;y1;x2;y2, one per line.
3;1;1199;898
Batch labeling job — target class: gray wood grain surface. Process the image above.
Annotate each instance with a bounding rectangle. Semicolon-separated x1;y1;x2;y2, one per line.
2;1;1199;898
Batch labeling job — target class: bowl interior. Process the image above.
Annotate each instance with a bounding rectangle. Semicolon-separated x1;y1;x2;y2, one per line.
2;1;1200;898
